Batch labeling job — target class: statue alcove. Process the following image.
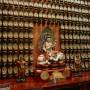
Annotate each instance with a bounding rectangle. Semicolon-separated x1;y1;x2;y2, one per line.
33;22;65;73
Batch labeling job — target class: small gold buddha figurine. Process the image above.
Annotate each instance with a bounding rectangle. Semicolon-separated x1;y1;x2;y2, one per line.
75;55;81;65
16;57;27;82
74;55;81;76
75;55;81;69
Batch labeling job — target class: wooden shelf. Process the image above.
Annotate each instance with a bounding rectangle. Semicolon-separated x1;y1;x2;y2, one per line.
36;63;65;68
0;71;90;90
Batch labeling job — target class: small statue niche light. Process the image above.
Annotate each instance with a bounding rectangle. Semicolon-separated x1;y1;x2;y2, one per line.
37;28;64;66
16;57;27;82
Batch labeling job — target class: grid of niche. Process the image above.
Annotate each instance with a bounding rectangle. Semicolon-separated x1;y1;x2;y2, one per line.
0;0;90;78
60;22;90;72
0;26;34;78
0;3;34;78
2;0;90;22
